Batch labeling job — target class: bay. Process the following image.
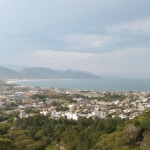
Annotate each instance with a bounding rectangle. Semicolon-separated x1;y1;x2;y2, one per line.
9;78;150;92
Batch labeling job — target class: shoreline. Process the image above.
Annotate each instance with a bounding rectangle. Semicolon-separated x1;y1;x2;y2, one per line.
6;78;72;84
5;78;150;92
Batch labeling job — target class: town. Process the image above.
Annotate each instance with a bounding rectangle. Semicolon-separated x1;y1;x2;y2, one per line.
0;83;150;122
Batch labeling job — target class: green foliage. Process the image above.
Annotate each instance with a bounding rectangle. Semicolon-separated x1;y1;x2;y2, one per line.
25;109;40;114
31;94;48;99
0;138;14;150
46;144;60;150
56;106;69;111
0;123;11;135
51;101;58;106
2;110;150;150
96;93;127;102
0;113;10;122
137;110;150;131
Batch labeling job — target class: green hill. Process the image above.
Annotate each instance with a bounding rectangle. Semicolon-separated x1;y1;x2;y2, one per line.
0;66;23;80
2;109;150;150
0;66;102;80
20;67;102;79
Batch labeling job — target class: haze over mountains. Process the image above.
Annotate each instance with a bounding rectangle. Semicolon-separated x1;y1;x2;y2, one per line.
0;66;102;80
0;66;23;80
0;64;26;71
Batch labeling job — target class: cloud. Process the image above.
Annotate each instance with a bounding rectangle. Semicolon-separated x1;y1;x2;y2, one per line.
0;0;150;77
0;0;150;54
107;19;150;33
19;48;150;78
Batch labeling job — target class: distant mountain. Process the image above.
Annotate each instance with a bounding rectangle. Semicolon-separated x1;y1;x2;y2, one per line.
0;66;102;80
61;71;101;79
55;69;64;73
0;80;6;84
20;67;60;79
0;64;26;71
100;74;119;79
0;66;23;80
55;69;92;74
20;67;102;79
66;69;92;74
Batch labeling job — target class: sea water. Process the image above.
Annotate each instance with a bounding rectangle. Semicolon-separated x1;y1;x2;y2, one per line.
9;78;150;92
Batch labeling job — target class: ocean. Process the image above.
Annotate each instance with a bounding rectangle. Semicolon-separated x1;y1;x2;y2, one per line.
9;78;150;92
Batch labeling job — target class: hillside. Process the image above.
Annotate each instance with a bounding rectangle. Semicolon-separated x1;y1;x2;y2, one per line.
20;67;60;79
1;109;150;150
0;64;26;71
0;80;6;84
0;66;102;80
0;66;23;80
20;67;102;79
61;71;101;79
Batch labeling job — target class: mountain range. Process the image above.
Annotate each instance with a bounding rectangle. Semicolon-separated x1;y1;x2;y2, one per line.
0;80;6;84
0;66;102;80
0;66;23;80
0;64;26;71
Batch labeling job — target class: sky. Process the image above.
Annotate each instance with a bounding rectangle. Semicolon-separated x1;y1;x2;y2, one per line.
0;0;150;78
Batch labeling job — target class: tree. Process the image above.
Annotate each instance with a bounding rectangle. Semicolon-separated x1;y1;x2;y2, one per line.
0;138;14;150
0;123;11;135
123;124;141;145
140;131;150;150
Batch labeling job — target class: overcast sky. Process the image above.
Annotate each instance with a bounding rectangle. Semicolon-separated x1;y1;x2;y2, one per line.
0;0;150;77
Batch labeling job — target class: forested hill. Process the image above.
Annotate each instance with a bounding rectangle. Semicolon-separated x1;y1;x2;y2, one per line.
0;80;6;84
1;109;150;150
0;66;102;80
0;66;23;80
20;67;102;79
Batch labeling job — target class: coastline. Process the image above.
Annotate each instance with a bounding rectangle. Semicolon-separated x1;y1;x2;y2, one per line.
5;78;150;92
6;79;34;84
6;78;72;84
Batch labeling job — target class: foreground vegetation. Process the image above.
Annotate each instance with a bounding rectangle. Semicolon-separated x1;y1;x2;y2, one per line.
1;110;150;150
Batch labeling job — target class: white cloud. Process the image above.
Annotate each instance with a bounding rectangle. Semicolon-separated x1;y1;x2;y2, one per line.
107;19;150;33
59;34;113;53
0;0;150;78
20;48;150;78
62;34;111;46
